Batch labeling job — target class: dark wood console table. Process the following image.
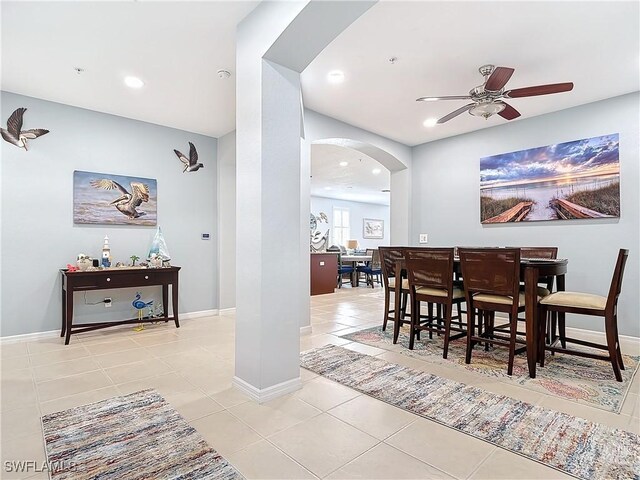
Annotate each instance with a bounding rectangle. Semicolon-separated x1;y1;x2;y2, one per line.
60;266;180;344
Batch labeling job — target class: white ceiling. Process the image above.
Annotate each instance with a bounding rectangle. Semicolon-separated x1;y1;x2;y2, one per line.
311;144;390;205
1;1;258;138
2;1;637;164
302;1;640;146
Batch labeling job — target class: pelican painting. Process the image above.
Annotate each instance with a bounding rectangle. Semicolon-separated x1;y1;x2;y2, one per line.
1;108;49;150
73;171;157;226
174;142;204;172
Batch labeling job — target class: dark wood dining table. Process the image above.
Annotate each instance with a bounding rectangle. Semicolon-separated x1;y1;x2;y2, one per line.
394;256;568;378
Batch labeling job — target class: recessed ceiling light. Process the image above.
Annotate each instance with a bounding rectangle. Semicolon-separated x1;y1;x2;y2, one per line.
339;161;348;167
327;70;345;84
124;76;145;89
372;168;381;175
423;118;438;128
324;186;332;190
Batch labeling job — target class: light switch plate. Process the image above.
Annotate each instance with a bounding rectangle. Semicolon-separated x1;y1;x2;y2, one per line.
201;233;210;240
419;233;428;244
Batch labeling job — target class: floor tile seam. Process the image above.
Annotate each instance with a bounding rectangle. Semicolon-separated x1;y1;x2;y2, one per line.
461;446;499;480
323;406;421;443
379;438;466;480
223;399;323;439
100;356;176;385
253;436;322;479
319;440;383;479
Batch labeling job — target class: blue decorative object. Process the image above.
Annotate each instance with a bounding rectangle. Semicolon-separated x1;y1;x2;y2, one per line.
132;292;153;331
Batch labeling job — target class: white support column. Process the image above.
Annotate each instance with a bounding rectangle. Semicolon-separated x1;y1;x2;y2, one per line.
234;1;376;402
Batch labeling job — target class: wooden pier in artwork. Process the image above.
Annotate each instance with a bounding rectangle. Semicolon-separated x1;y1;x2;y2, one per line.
482;201;533;224
550;199;613;219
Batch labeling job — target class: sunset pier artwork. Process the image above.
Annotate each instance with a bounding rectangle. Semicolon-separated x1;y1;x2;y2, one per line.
480;134;620;224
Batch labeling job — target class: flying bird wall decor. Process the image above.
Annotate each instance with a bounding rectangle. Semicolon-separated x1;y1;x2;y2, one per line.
73;171;157;226
174;142;204;172
1;108;49;150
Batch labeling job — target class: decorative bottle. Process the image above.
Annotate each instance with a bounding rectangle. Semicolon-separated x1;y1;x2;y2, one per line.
101;235;112;268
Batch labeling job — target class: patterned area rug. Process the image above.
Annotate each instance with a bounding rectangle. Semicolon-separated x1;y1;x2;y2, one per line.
301;345;640;480
41;389;243;480
339;325;639;413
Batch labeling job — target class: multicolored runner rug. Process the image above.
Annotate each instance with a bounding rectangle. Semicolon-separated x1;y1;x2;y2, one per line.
41;389;243;480
339;325;639;413
300;345;640;480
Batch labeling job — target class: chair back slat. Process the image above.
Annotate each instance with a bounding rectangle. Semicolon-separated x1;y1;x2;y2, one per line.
370;248;381;270
519;247;558;259
378;247;405;280
606;249;629;311
405;248;453;292
458;248;520;298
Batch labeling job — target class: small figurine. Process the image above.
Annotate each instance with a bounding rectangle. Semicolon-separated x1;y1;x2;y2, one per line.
132;292;153;332
76;254;91;271
66;264;79;272
130;255;140;267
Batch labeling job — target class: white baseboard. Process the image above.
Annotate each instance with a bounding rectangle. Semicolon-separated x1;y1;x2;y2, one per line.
0;309;218;344
565;326;640;356
300;325;313;336
218;307;236;315
232;375;302;403
0;329;59;344
180;309;218;320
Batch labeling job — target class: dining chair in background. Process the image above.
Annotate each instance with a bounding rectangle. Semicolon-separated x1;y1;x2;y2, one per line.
405;248;466;358
459;248;529;376
358;248;382;288
538;249;629;381
379;246;410;343
336;251;354;289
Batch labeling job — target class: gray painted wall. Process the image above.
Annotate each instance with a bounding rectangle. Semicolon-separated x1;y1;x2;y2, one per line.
411;93;639;337
1;91;218;337
217;130;236;310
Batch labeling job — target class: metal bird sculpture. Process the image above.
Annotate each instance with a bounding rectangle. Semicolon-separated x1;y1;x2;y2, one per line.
90;179;150;219
132;292;153;331
1;108;49;150
174;142;204;172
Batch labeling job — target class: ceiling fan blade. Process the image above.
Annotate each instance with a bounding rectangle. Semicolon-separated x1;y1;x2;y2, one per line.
505;82;574;98
484;66;515;91
497;102;521;120
437;103;475;124
416;95;471;102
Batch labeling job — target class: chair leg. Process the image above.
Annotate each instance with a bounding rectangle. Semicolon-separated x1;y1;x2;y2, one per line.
558;312;566;348
409;297;417;350
538;305;547;367
443;303;453;359
465;307;475;364
605;313;623;382
507;313;517;376
614;318;625;370
382;288;390;332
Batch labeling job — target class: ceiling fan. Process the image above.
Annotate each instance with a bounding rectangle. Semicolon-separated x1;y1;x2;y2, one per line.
416;65;573;124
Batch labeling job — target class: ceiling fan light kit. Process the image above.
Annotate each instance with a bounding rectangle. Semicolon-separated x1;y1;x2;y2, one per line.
417;64;574;124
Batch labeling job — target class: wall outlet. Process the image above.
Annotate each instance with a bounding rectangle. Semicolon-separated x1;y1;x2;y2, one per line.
104;297;112;308
419;233;428;244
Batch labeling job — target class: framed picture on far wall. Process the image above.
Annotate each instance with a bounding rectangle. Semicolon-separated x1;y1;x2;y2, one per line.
73;170;157;226
480;133;620;224
363;218;384;239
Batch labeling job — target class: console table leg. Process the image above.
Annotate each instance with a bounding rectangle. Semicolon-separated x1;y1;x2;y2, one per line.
65;290;74;345
172;281;180;328
162;284;169;323
61;288;67;337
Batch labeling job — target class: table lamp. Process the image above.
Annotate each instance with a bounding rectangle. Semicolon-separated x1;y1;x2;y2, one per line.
346;240;358;251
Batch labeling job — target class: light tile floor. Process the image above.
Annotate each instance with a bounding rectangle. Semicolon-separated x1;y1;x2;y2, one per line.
1;286;638;479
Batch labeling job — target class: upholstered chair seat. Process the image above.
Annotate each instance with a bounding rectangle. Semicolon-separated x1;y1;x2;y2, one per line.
416;286;464;299
388;277;410;290
540;291;607;311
